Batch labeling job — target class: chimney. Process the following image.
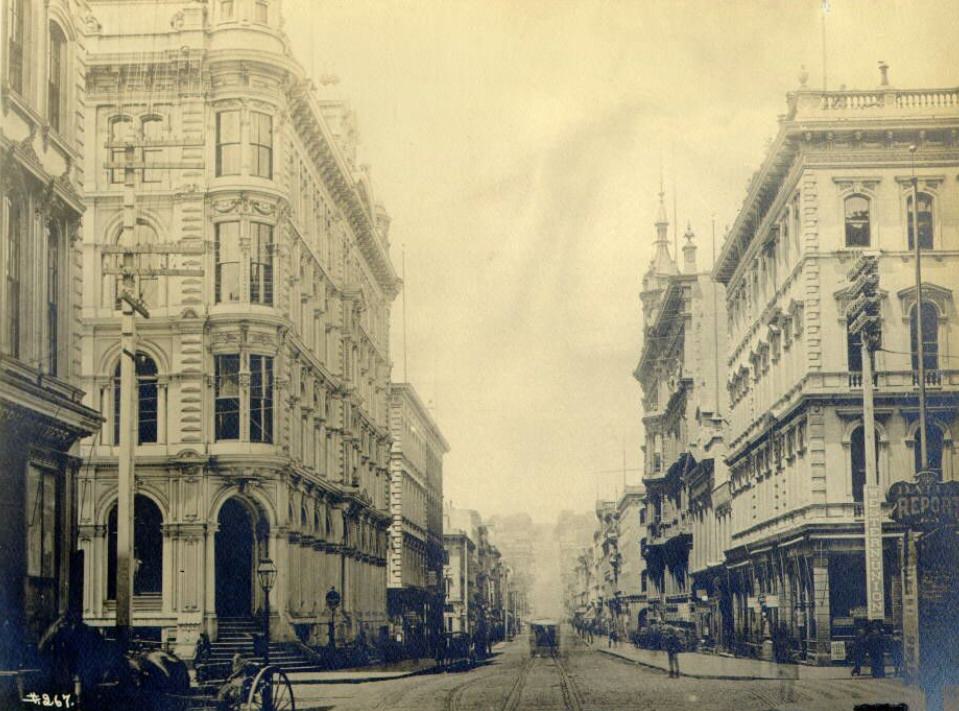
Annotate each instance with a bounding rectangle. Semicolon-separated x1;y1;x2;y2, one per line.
682;222;697;273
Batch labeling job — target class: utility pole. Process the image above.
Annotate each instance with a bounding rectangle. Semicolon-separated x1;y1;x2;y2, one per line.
909;145;929;472
102;140;203;646
847;254;883;621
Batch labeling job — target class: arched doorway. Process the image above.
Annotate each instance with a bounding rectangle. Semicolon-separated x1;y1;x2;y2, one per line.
107;495;163;599
216;498;256;617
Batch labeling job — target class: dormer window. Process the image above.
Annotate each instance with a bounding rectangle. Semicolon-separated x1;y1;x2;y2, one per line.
844;195;870;247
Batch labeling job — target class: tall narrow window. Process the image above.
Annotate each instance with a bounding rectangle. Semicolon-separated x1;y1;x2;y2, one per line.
844;195;870;247
914;424;944;476
254;0;269;23
215;222;241;303
107;495;163;599
249;354;273;443
215;354;240;440
5;197;22;357
215;111;241;176
249;112;273;179
847;317;862;372
113;353;159;445
109;116;135;184
220;0;234;19
8;0;25;95
250;223;273;305
26;466;57;579
907;193;934;250
46;221;60;375
910;303;939;372
141;116;164;184
850;426;879;504
47;23;66;133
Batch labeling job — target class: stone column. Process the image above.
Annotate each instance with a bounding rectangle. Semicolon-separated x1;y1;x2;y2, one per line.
204;522;218;638
812;552;832;665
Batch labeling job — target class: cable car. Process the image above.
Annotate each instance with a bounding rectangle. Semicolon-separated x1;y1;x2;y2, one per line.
529;619;560;657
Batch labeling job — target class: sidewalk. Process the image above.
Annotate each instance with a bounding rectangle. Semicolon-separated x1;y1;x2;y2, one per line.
288;641;509;685
287;656;439;684
591;641;895;681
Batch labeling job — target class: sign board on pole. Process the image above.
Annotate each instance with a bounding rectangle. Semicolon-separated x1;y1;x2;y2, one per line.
888;471;959;528
864;484;885;620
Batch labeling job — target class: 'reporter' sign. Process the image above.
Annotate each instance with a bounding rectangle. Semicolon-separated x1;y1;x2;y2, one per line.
887;471;959;528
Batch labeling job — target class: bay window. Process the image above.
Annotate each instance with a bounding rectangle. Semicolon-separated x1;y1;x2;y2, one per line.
250;355;273;443
215;354;240;440
250;223;273;305
250;112;273;179
215;222;241;303
215;111;241;176
214;353;273;442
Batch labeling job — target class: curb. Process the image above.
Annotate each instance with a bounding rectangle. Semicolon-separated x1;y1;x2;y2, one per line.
289;663;441;685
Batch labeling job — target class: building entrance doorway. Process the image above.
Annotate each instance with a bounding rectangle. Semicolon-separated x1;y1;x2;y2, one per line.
216;498;255;617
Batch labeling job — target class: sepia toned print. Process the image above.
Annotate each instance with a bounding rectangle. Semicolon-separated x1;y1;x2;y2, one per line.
0;0;957;709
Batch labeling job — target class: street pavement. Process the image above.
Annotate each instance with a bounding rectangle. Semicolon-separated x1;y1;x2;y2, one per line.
293;629;925;711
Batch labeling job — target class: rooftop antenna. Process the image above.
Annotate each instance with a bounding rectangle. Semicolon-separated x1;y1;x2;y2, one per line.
402;243;408;382
821;0;830;90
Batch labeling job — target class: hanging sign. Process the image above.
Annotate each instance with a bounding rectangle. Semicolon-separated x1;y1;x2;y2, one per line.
887;471;959;528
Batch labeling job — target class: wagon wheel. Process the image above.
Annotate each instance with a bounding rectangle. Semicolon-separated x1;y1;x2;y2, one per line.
244;665;295;711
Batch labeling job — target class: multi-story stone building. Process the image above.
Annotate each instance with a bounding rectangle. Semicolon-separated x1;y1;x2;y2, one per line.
556;510;594;619
387;383;447;656
443;506;480;635
712;71;959;663
615;486;648;637
635;197;728;634
0;0;102;680
76;0;399;656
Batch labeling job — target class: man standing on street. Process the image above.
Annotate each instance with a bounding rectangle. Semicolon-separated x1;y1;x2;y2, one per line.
664;626;681;678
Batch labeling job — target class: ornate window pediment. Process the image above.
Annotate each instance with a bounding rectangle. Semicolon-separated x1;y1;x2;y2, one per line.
897;283;952;322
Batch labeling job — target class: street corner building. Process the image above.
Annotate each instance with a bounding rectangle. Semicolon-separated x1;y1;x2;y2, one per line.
72;0;400;658
711;73;959;664
387;382;448;656
0;0;104;687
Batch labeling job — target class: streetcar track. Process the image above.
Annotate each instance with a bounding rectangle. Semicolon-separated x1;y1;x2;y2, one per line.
500;655;534;711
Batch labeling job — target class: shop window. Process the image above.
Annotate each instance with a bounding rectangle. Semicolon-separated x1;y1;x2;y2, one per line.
113;352;159;445
215;111;241;176
844;195;870;247
907;192;934;250
47;22;66;133
215;222;241;302
26;466;57;579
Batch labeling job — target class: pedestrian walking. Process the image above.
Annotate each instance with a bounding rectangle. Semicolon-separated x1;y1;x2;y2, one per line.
664;626;681;678
850;626;866;677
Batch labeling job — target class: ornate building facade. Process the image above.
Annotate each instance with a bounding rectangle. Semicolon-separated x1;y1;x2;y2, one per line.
0;0;102;680
713;73;959;663
387;382;448;656
635;200;728;632
76;0;399;657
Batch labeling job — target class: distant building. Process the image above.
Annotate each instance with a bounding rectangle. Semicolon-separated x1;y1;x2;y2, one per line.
443;506;480;635
0;0;102;684
387;383;448;656
615;486;647;637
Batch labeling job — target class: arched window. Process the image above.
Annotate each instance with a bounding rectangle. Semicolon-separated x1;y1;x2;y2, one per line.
141;116;165;184
914;424;944;476
850;426;880;503
907;192;934;250
114;219;161;309
910;303;939;372
47;22;66;133
107;495;163;598
113;352;159;445
844;195;871;247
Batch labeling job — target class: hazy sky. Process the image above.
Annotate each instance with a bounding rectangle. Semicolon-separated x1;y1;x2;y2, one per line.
284;0;959;522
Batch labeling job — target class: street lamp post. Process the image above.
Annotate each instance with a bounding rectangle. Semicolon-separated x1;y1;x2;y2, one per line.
256;557;277;711
326;586;342;651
